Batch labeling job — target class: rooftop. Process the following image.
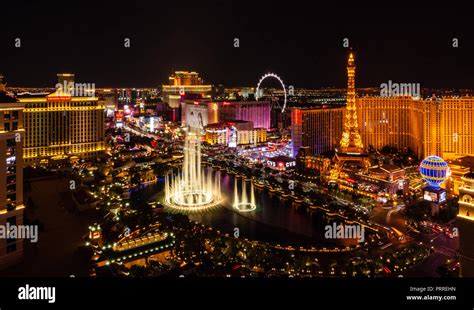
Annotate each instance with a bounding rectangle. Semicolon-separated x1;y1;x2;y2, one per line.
380;164;403;172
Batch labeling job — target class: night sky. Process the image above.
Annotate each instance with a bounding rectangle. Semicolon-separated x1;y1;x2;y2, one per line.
1;2;472;89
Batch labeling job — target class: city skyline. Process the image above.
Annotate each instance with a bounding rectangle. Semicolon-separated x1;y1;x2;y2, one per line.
1;3;473;308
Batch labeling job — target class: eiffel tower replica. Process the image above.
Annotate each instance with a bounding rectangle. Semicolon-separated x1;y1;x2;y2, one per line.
331;50;370;181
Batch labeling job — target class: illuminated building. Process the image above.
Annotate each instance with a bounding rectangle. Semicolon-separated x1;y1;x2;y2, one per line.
357;96;474;160
219;101;272;130
182;100;217;131
457;172;474;277
224;87;255;100
182;99;271;131
291;107;344;157
357;96;441;159
295;146;331;176
162;71;212;109
169;71;204;86
447;156;474;195
17;74;106;165
95;88;118;117
219;101;271;130
352;164;409;199
0;75;25;269
204;121;266;146
332;51;370;179
440;98;474;159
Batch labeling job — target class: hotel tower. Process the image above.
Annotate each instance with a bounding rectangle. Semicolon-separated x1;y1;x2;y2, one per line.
18;74;106;165
0;74;25;269
458;172;474;276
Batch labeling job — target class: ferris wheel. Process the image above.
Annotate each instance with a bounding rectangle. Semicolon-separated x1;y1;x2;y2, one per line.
255;73;288;113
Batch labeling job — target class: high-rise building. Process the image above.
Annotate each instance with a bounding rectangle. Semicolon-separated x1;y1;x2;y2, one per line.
218;101;271;130
181;100;271;131
457;172;474;276
162;71;212;109
291;107;344;157
357;96;473;160
0;75;25;269
17;74;106;165
357;96;441;158
441;98;474;159
181;100;218;131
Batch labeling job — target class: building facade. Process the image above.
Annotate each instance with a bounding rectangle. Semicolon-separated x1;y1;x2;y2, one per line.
357;96;474;160
291;107;344;157
18;75;106;165
162;71;212;109
218;101;271;130
356;164;409;198
0;81;25;269
182;100;271;132
441;98;474;159
205;121;266;146
458;172;474;277
182;100;217;131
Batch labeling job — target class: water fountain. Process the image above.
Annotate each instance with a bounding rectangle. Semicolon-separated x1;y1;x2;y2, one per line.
233;179;256;212
164;133;223;212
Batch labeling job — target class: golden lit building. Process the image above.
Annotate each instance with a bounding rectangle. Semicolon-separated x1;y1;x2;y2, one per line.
446;156;474;196
357;96;442;158
0;75;25;269
357;96;474;160
205;121;266;146
291;107;344;157
457;172;474;277
18;74;106;165
162;71;212;109
441;98;474;160
295;146;331;177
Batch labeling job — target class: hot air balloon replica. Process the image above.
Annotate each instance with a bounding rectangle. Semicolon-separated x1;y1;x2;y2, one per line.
419;155;450;214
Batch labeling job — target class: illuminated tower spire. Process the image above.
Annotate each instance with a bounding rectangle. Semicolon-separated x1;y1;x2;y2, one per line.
339;50;364;153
